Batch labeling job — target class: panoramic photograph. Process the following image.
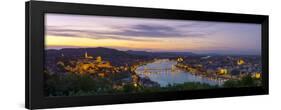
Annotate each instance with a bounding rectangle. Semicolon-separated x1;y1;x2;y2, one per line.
44;13;262;97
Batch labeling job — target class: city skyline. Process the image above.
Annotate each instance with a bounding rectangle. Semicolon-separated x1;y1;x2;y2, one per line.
45;13;261;55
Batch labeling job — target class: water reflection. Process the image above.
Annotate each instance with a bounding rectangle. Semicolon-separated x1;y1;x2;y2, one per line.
135;59;223;87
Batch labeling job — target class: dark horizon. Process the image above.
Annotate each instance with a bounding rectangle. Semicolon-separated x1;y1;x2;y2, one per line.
45;46;261;56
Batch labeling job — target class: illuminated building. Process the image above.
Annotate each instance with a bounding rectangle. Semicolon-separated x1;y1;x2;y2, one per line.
95;56;102;63
237;59;245;65
218;68;228;75
82;64;91;71
98;61;112;68
254;72;261;79
177;57;184;62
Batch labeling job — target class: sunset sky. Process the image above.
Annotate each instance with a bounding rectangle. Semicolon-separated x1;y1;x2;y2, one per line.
45;13;261;55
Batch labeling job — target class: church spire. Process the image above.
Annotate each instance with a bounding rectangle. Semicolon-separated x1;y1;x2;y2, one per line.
85;51;88;58
84;51;93;59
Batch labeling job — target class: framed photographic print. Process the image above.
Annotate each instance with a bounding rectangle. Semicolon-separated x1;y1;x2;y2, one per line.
26;1;269;109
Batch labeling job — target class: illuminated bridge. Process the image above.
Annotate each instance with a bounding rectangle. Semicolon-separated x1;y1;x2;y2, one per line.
136;66;181;75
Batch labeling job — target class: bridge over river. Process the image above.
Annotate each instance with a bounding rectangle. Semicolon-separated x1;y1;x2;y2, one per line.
135;59;224;87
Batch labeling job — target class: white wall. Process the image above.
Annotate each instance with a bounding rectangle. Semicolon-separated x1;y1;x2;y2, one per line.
0;0;279;110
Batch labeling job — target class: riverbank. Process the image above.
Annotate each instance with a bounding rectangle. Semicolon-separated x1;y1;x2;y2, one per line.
175;63;228;84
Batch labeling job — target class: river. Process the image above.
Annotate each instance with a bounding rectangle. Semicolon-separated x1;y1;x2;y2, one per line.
135;59;224;87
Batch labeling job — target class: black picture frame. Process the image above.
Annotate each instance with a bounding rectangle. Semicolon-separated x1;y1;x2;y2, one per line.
26;0;269;109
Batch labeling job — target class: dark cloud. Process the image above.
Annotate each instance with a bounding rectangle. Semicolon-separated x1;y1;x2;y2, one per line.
132;24;174;31
46;27;156;42
111;24;184;37
110;24;213;38
46;23;214;41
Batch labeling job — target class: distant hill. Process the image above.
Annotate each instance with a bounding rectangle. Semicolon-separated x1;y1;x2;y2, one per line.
45;47;151;67
46;47;197;60
126;50;196;57
126;50;155;57
46;47;140;59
